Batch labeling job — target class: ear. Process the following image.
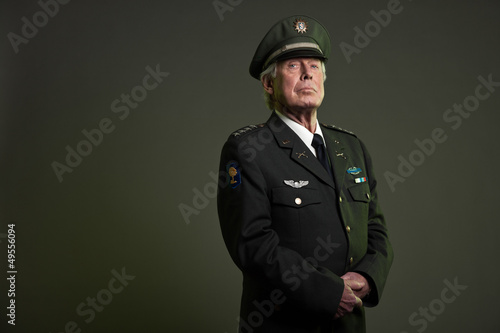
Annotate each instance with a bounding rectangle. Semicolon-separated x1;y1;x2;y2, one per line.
261;76;274;95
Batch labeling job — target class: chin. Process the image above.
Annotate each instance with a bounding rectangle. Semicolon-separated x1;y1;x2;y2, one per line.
299;100;322;109
294;104;321;112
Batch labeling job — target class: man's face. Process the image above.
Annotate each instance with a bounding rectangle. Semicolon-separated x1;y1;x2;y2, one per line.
272;57;325;113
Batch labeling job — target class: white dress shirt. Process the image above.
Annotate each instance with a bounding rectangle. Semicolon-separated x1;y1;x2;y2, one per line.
275;110;326;157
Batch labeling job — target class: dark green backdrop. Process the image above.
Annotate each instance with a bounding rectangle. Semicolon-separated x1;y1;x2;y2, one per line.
2;0;499;332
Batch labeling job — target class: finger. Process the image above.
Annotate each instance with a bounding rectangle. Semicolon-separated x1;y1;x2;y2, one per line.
355;296;363;308
346;279;365;290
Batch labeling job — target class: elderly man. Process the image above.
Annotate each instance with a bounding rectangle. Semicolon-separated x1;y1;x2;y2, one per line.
217;15;393;333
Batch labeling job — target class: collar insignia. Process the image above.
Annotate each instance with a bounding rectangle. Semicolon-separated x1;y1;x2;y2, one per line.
296;151;308;159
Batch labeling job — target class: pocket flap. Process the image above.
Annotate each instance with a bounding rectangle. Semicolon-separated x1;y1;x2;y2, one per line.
348;185;370;203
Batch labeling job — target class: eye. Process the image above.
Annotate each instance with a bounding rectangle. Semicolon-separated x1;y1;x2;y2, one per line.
289;63;297;68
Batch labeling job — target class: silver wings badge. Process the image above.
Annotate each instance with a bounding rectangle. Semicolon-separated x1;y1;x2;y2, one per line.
284;180;309;189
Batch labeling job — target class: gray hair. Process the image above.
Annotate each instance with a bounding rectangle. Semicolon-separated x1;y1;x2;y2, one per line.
259;61;327;110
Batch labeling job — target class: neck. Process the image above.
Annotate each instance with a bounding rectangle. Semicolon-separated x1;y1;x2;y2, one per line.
278;106;318;133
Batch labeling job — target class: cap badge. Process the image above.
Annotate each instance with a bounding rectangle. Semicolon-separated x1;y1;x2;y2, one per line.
293;18;308;34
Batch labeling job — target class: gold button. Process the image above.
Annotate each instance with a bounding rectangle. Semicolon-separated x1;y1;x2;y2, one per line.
366;193;370;199
339;196;343;203
295;197;302;205
349;257;353;264
346;226;351;233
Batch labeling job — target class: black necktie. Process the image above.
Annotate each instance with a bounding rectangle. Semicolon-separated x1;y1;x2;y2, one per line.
312;134;333;179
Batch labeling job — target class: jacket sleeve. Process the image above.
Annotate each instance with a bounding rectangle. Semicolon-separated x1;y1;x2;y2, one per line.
351;139;394;307
217;136;345;317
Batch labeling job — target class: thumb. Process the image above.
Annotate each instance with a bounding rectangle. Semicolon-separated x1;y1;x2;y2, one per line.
355;295;363;307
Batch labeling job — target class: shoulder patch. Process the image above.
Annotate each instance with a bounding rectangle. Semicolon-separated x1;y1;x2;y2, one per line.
230;123;266;138
321;123;356;137
226;161;241;189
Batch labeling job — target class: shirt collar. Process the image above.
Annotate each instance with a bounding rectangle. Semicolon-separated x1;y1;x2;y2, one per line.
275;110;326;157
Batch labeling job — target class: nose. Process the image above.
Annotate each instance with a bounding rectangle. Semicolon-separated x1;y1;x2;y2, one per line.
301;67;313;80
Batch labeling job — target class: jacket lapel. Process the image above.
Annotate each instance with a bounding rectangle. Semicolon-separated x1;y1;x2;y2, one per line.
267;113;336;190
321;124;348;194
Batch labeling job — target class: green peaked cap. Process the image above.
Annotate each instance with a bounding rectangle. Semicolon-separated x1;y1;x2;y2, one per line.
249;15;331;80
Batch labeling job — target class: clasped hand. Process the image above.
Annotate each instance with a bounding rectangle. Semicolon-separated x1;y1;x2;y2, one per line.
334;272;371;319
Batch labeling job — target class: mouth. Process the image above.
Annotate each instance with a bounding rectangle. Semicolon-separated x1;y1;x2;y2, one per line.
297;87;316;92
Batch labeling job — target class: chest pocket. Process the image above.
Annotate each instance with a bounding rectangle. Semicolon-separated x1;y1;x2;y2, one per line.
271;187;321;208
347;184;371;203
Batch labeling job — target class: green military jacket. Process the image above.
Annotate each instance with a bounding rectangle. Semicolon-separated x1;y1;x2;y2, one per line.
217;112;393;333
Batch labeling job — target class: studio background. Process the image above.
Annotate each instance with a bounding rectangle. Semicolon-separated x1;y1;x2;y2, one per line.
2;0;499;332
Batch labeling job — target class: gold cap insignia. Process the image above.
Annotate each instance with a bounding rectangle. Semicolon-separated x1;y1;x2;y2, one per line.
293;18;308;33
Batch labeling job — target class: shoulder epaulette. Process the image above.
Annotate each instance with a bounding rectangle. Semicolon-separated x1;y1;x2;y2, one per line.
321;123;356;137
230;123;266;138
